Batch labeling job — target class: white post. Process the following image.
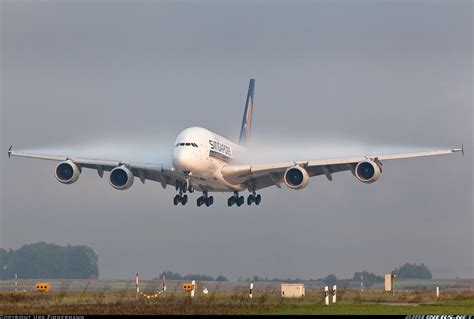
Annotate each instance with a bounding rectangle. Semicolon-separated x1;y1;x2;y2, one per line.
249;282;254;299
190;280;195;298
14;273;18;293
332;285;337;304
136;273;140;294
163;274;167;292
324;286;329;305
436;286;439;298
361;275;364;292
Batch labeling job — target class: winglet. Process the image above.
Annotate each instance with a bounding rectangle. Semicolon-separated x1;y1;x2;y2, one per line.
453;144;464;157
8;145;12;158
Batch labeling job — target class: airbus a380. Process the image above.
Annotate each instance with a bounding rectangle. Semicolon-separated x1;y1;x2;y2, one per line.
8;79;463;207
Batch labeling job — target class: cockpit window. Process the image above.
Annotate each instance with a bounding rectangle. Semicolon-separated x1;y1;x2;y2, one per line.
176;142;198;147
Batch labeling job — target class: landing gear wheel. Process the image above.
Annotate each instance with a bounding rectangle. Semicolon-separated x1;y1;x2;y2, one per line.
247;196;253;205
188;185;194;193
197;197;203;207
206;196;213;207
173;195;179;205
181;194;188;205
227;197;234;207
255;194;261;205
237;196;244;207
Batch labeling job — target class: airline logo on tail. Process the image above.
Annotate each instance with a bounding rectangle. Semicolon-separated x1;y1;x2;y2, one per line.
239;79;255;145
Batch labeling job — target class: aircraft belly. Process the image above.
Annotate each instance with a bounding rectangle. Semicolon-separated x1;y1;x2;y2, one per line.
191;158;243;192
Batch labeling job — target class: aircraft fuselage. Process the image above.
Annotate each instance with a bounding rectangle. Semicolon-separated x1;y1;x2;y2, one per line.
172;127;246;192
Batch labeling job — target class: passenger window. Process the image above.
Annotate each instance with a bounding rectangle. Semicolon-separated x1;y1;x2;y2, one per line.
185;143;191;146
180;143;185;146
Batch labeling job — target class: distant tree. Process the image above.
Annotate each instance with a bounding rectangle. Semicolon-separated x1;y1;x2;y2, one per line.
392;263;432;279
247;276;304;283
353;271;384;287
183;274;215;281
159;271;183;280
0;249;12;277
0;242;98;279
323;274;338;286
215;275;228;282
157;271;228;282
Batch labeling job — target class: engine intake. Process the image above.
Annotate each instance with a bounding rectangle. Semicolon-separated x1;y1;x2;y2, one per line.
284;166;309;190
55;160;80;184
109;166;134;190
355;160;381;184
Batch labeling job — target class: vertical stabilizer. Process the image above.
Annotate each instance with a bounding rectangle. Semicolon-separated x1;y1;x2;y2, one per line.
239;79;255;145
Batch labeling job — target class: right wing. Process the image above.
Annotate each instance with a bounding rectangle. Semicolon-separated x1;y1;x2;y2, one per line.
8;146;180;188
221;147;463;191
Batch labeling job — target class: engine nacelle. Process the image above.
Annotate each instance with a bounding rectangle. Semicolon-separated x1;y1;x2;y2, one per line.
55;160;81;184
355;160;381;184
109;165;134;190
284;166;310;190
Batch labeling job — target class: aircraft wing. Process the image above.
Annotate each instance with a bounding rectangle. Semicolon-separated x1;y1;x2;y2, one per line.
7;146;179;188
221;147;463;191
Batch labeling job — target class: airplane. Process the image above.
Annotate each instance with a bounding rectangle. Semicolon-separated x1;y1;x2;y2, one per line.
8;79;464;207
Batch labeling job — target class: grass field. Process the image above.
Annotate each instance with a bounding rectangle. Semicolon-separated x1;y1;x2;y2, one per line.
1;289;474;315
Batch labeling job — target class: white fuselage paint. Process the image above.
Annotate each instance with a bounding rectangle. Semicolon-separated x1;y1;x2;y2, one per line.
172;127;246;192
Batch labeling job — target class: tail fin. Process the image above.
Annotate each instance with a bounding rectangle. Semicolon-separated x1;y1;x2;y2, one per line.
239;79;255;145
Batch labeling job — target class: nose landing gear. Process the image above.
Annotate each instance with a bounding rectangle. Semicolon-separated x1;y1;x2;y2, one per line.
184;172;194;193
173;180;190;206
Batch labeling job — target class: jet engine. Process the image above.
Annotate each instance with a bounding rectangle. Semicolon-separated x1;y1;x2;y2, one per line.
354;160;381;184
284;166;309;190
109;165;134;190
55;160;81;184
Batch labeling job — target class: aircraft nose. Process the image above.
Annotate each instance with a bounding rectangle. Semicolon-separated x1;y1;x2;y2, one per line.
173;148;193;172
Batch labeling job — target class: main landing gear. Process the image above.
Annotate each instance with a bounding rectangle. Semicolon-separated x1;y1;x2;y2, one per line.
197;191;214;207
173;193;187;205
247;192;261;205
173;180;262;206
228;192;244;207
228;192;262;207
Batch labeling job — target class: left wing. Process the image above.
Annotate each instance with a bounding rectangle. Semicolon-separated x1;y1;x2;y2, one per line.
221;147;464;191
8;146;180;188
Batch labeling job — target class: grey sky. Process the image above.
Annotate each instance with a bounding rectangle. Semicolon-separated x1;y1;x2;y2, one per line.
1;0;472;280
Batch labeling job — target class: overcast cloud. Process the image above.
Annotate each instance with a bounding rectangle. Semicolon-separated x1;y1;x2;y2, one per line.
1;0;472;280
